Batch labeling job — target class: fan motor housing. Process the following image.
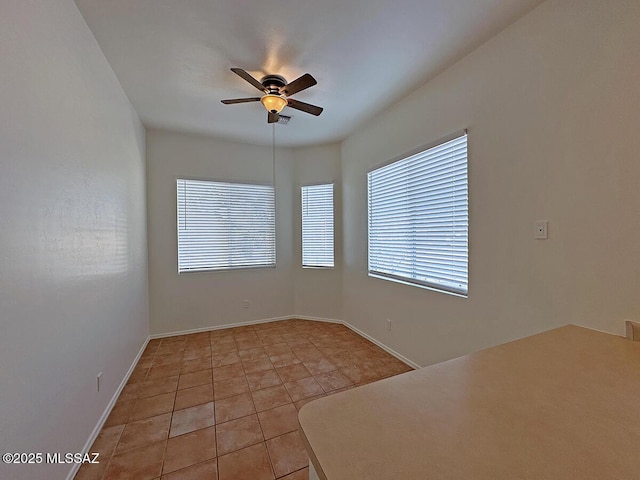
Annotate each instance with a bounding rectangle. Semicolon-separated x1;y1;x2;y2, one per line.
261;74;286;92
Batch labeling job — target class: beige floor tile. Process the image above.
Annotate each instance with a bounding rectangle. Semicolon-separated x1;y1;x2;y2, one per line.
259;334;285;346
263;343;292;356
269;353;301;369
291;347;325;362
283;377;324;402
279;467;309;480
216;414;264;456
212;363;245;382
275;364;312;383
257;404;299;440
178;369;212;390
251;385;292;412
147;363;182;379
181;357;213;374
265;431;308;478
170;402;215;438
238;347;269;361
314;370;354;393
127;366;150;384
174;383;214;410
211;342;238;354
214;376;250;400
163;426;216;474
212;351;241;367
129;392;176;421
183;345;212;359
236;339;262;350
161;459;218;480
217;443;274;480
241;358;273;374
340;364;380;384
294;394;325;411
246;369;282;391
138;376;180;398
103;440;165;480
214;393;256;424
74;424;125;480
302;357;337;375
116;413;171;453
152;352;183;367
118;383;142;402
104;399;135;427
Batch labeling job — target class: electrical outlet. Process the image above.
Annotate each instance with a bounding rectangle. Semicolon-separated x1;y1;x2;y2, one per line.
386;319;392;331
535;220;548;240
242;299;250;309
97;372;103;392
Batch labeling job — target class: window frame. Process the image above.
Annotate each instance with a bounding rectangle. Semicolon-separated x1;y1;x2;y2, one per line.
176;177;276;274
301;182;335;269
366;130;468;297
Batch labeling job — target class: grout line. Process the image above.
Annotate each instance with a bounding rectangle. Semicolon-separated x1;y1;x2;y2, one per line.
276;464;309;479
159;379;177;478
94;424;126;480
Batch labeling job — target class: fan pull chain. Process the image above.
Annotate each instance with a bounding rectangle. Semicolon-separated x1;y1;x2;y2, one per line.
272;123;277;232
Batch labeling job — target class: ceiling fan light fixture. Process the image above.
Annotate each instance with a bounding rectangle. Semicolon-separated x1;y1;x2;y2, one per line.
222;68;322;123
261;94;288;114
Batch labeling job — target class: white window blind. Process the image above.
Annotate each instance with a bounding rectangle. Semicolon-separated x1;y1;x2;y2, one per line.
177;179;275;273
367;132;468;295
301;183;334;268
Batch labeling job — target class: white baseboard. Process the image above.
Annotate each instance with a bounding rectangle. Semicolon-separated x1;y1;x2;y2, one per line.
292;315;343;324
149;315;295;339
342;321;421;370
66;337;150;480
290;316;420;369
150;314;419;369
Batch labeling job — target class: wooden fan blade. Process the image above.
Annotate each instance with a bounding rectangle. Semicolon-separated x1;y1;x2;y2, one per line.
268;111;279;123
230;68;266;92
282;73;317;96
221;97;261;104
287;98;323;116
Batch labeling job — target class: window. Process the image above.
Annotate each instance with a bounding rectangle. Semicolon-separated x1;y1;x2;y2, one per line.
367;132;468;295
177;178;275;273
301;183;334;268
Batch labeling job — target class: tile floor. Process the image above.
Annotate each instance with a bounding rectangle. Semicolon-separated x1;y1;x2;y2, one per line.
75;319;413;480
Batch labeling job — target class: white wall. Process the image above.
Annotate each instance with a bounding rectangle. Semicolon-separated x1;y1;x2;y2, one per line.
0;1;149;479
341;0;640;367
146;129;294;334
293;144;343;319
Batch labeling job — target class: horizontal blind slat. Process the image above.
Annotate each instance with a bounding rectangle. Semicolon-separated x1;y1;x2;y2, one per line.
177;179;275;273
301;183;334;267
368;134;468;295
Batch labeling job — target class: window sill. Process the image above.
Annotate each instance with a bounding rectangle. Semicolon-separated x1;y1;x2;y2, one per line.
178;264;276;274
368;272;468;298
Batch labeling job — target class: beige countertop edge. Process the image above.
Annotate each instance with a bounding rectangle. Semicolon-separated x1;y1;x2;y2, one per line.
296;325;640;480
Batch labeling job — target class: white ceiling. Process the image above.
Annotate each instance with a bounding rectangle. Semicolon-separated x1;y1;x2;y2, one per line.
74;0;544;147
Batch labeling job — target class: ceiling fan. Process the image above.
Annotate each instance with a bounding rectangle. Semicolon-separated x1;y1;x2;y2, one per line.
221;68;323;124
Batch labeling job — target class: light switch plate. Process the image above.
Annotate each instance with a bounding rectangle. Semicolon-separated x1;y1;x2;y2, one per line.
535;221;548;240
